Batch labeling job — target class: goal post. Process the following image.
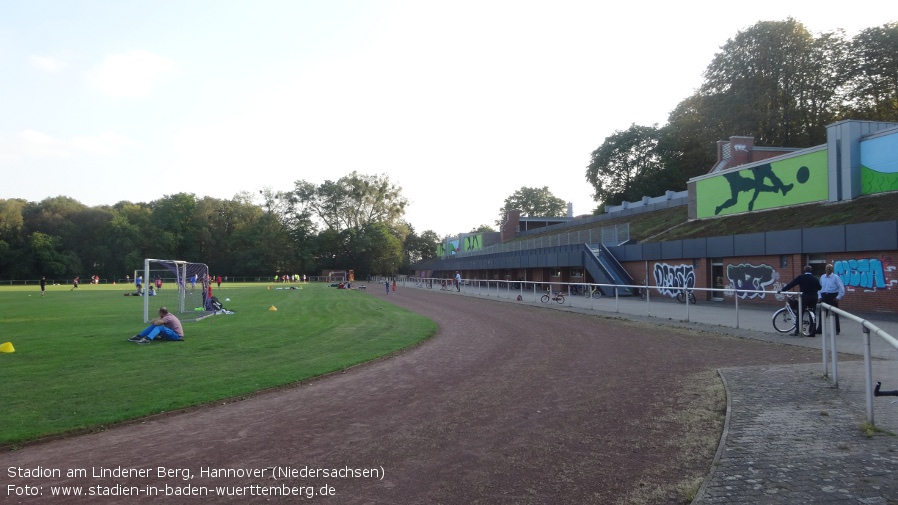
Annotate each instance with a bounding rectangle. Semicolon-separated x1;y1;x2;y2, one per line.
142;259;211;323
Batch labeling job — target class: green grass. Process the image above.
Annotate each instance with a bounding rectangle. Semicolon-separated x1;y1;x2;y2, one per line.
0;282;436;446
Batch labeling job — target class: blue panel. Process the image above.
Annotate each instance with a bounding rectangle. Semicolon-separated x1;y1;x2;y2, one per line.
707;236;734;257
846;221;898;252
661;240;683;259
683;238;707;258
642;242;662;260
734;232;765;256
765;229;801;254
803;226;845;253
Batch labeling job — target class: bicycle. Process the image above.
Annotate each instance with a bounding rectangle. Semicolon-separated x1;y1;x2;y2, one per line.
772;293;815;336
541;291;565;304
676;287;696;304
587;286;602;299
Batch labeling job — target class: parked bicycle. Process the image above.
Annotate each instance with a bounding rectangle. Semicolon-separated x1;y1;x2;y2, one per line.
541;291;565;304
569;285;601;298
772;293;815;336
676;287;696;304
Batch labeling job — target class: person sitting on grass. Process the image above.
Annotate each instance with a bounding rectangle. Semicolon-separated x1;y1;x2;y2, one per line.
128;307;184;344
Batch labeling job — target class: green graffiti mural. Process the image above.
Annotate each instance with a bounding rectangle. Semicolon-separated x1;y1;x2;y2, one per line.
695;150;828;218
861;132;898;195
438;239;460;256
463;234;483;252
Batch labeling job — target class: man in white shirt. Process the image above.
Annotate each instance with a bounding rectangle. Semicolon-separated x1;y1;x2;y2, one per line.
818;264;846;334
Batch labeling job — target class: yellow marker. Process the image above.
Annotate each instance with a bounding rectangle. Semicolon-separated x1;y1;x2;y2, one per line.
0;342;15;353
269;306;277;311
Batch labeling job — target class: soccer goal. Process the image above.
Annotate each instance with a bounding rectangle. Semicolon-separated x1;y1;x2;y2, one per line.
141;259;212;323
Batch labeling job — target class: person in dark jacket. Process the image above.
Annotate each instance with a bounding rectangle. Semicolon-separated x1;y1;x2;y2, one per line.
778;266;823;336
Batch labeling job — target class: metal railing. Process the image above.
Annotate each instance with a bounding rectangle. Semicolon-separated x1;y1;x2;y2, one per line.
819;302;898;426
448;224;629;259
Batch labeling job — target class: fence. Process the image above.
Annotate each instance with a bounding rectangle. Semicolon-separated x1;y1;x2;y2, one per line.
450;224;629;259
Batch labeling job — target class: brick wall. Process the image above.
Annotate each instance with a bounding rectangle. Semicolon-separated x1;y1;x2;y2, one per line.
622;251;898;316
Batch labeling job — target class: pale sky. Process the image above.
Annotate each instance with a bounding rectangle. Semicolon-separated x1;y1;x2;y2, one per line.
1;1;893;237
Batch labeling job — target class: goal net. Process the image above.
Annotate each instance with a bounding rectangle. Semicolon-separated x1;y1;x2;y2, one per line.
141;259;211;323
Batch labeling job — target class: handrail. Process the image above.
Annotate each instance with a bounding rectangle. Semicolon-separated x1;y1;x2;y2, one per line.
819;302;898;426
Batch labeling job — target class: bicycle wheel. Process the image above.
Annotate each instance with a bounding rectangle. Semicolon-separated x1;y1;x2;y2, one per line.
688;292;696;304
554;294;565;304
676;291;685;303
541;294;549;303
772;308;795;333
592;290;602;299
800;311;814;336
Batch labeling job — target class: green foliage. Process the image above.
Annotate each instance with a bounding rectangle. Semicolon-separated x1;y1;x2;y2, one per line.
586;124;679;207
589;18;898;208
0;170;416;280
0;282;436;445
844;22;898;120
496;186;567;226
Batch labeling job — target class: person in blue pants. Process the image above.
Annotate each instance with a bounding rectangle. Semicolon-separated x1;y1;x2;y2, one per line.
128;307;184;344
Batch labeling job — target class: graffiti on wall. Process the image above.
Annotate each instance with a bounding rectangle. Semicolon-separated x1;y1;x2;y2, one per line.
695;150;827;218
860;131;898;195
724;263;778;299
653;263;695;298
437;239;460;257
834;257;897;292
463;234;482;252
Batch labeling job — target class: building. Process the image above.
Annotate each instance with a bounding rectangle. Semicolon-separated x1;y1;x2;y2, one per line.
414;120;898;315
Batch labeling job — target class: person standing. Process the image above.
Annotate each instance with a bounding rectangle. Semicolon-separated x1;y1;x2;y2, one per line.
455;271;461;292
135;275;143;295
40;276;46;297
817;263;846;334
778;266;822;336
392;279;397;294
71;276;79;291
216;275;222;288
385;279;390;295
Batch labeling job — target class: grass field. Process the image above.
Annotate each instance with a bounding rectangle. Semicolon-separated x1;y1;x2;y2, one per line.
0;282;436;447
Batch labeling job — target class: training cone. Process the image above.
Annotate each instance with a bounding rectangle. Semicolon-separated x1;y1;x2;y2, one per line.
0;342;14;353
269;305;277;311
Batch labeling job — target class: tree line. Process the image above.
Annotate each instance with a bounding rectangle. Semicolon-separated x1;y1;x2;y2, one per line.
0;172;441;281
587;19;898;210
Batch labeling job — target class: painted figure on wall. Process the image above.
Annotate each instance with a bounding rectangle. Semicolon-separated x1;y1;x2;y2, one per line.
715;164;803;215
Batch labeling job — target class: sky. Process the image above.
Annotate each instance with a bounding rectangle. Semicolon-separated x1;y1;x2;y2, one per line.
1;1;894;237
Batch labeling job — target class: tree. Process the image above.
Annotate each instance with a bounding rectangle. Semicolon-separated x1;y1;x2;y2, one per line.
586;124;679;207
293;172;408;233
700;18;845;147
402;226;440;269
362;222;404;275
843;22;898;121
496;186;567;226
290;172;408;273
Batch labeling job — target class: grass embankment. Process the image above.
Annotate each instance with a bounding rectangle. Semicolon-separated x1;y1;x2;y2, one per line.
0;282;436;446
